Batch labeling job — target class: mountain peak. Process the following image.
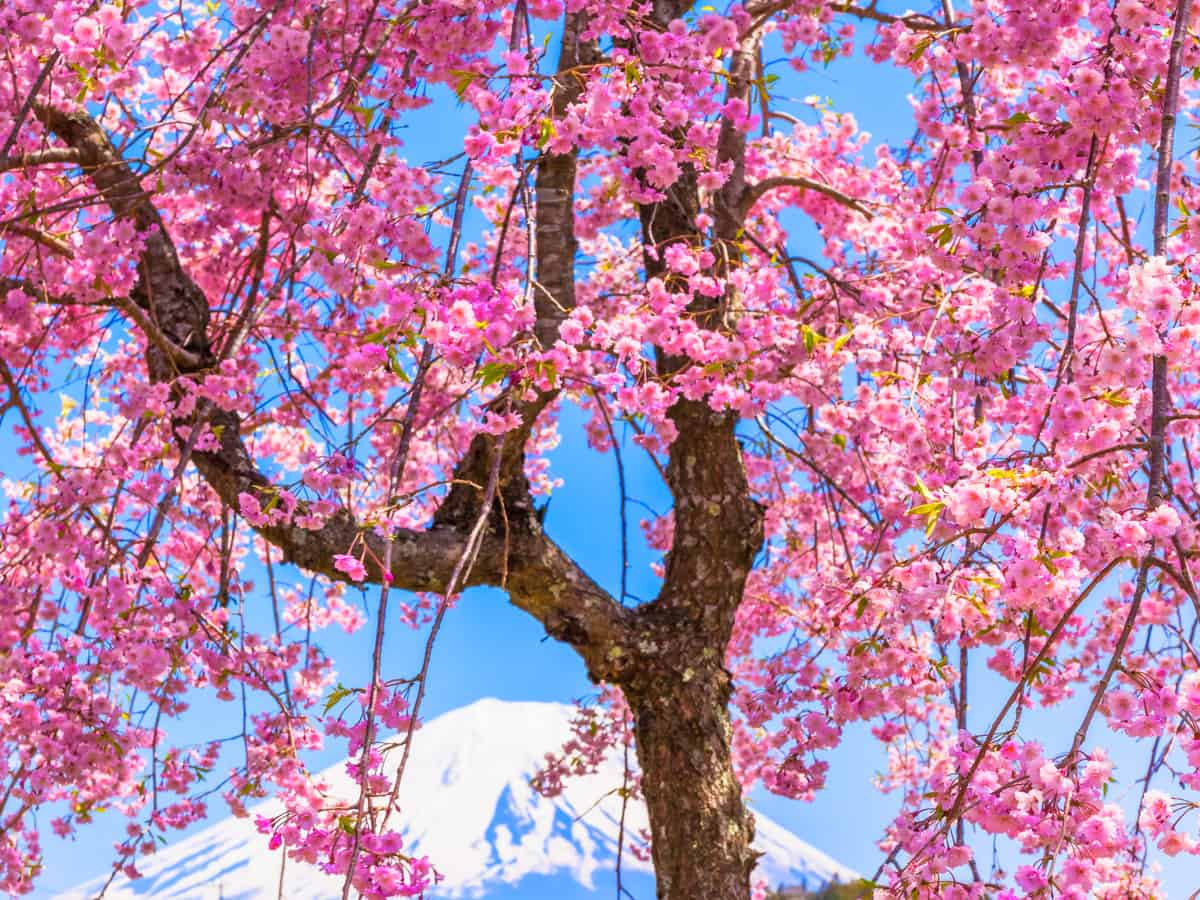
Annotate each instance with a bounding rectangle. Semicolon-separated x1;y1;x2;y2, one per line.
57;698;857;899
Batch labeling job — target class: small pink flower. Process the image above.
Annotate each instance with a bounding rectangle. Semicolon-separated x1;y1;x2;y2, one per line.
73;16;101;47
334;554;367;582
1107;690;1138;721
1009;165;1038;193
1014;865;1047;891
238;491;268;526
1160;830;1195;856
463;128;495;160
1146;504;1181;538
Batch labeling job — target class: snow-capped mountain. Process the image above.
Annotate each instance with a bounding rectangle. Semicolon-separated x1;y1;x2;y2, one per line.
58;699;857;899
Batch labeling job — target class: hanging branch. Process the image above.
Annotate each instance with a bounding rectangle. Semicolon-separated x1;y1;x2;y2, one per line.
1147;0;1192;510
1063;0;1193;773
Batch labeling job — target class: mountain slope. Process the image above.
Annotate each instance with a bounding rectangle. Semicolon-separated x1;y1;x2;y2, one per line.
58;699;857;899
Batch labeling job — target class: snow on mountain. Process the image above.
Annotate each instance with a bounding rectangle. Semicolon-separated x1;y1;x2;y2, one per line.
57;699;857;899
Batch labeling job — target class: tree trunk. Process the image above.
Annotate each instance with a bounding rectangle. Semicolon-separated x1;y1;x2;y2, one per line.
615;401;765;900
628;664;758;900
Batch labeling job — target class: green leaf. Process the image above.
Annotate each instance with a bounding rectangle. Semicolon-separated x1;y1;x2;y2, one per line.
907;497;945;538
850;639;878;657
478;361;513;388
1099;388;1132;407
387;346;410;382
363;326;395;344
925;514;942;538
352;103;377;130
925;222;953;247
323;683;355;714
801;324;826;353
450;69;479;101
907;35;933;63
914;476;934;501
1027;612;1050;638
368;257;403;270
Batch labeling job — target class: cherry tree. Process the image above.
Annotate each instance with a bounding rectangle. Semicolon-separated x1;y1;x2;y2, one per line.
3;0;1200;897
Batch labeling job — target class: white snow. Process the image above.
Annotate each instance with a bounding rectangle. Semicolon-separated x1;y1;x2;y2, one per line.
57;698;858;899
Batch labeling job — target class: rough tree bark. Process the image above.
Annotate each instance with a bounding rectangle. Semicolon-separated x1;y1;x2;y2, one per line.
23;6;781;898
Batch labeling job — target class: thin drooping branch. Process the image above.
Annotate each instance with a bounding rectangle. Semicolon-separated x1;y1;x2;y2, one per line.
0;51;59;159
382;447;503;826
0;358;62;475
1066;555;1154;763
341;161;477;898
756;415;880;528
1057;135;1100;383
876;556;1123;884
1147;0;1192;509
1061;0;1195;774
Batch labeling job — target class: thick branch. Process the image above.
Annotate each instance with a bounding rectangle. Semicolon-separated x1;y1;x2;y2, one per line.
714;29;764;239
634;12;766;637
0;276;77;306
831;3;949;31
532;11;598;347
0;148;81;172
740;175;874;220
1;223;75;259
621;16;767;867
32;104;212;371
